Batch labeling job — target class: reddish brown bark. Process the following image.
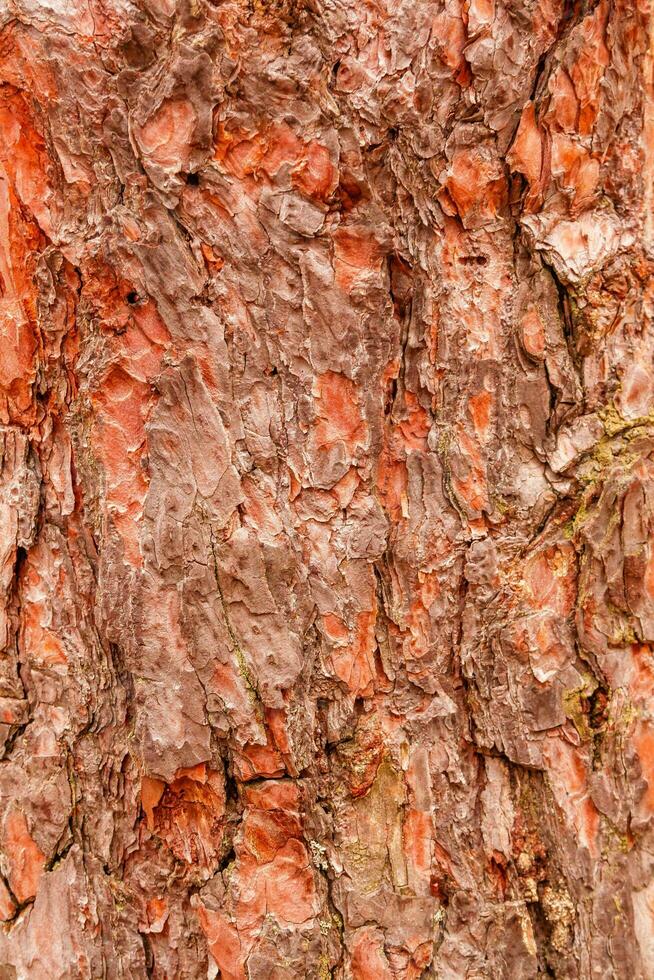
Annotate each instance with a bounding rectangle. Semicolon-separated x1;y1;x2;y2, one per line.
1;0;654;976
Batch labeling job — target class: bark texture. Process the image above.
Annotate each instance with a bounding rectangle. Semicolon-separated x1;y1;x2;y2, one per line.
0;0;653;976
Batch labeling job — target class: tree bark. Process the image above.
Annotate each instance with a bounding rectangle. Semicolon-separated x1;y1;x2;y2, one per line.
0;0;653;976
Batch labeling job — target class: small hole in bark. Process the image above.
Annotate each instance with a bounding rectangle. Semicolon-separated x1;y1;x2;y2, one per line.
589;684;609;730
13;545;28;581
218;843;236;872
126;291;139;304
186;172;200;186
224;768;239;803
458;255;488;266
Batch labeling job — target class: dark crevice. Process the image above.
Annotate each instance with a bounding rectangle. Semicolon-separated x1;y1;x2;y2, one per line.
108;641;135;725
529;0;582;108
542;359;559;437
223;766;240;805
0;717;31;761
385;252;414;422
528;892;558;978
2;546;33;761
139;931;154;978
588;683;609;731
328;59;340;89
542;259;582;379
523;496;567;549
218;843;236;874
45;819;74;872
13;545;28;578
1;869;35;928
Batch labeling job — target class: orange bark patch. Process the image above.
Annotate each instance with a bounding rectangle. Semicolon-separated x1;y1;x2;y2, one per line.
432;2;471;86
333;229;384;290
0;172;41;425
214;124;269;178
144;896;169;934
450;427;489;516
142;766;226;869
131;299;171;350
292;141;337;200
468;0;494;28
377;449;409;522
137;100;196;171
520;304;546;359
376;387;429;520
322;612;350;642
200;242;224;271
543;738;599;856
545;68;579;134
550;133;600;209
522;544;577;617
197;906;246;980
242;778;299;812
645;547;654;605
507;102;543;210
234;738;286;781
468;389;492;441
242;806;303;865
3;810;45;904
331;467;361;507
240;475;284;539
141;776;165;831
94;371;150;566
618;361;654;420
91;289;169;567
569;1;609;136
403;571;442;667
397;392;430;450
351;927;393;980
328;609;378;696
0;84;56;237
313;371;368;455
214;121;304;181
629;644;654;702
444;147;507;226
211;660;256;730
261;838;316;923
635;721;654;813
220;779;318;951
23;616;68;667
259;122;305;176
0;24;58;104
20;557;69;668
403;808;433;883
214;120;335;200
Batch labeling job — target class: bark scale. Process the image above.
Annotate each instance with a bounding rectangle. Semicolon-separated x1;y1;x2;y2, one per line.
0;0;653;977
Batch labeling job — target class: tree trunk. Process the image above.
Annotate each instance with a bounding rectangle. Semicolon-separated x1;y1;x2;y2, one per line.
0;0;653;976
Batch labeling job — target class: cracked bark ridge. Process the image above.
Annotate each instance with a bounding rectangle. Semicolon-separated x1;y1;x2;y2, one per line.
0;0;653;976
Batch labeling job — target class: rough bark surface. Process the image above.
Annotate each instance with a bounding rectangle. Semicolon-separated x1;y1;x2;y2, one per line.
0;0;653;976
